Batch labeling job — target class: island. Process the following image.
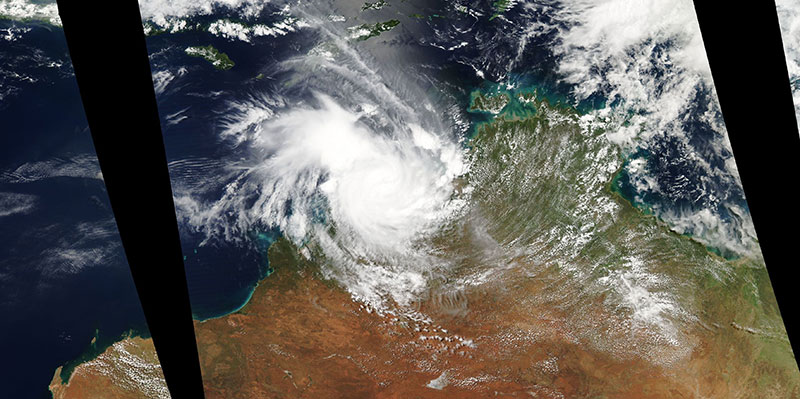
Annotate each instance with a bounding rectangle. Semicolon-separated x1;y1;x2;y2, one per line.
50;90;800;398
185;45;235;71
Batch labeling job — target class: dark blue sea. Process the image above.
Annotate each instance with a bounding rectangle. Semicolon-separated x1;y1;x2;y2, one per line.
0;2;754;397
143;18;300;321
0;20;150;399
0;18;279;397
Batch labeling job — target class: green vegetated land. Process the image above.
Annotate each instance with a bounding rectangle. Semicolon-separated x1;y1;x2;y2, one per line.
456;83;799;392
349;19;400;41
185;45;235;70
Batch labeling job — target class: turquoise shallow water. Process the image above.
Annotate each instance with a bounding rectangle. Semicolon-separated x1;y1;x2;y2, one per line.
186;229;278;322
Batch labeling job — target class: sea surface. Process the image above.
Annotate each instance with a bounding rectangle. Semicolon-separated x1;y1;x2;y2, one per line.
0;20;150;399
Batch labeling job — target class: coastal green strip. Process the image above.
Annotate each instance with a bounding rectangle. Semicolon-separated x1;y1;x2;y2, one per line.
465;82;574;139
185;45;235;70
0;13;59;26
462;84;789;346
0;0;61;26
466;80;740;260
143;20;201;36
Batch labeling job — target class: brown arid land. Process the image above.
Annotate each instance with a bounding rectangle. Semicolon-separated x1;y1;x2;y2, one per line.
50;237;800;399
50;93;800;399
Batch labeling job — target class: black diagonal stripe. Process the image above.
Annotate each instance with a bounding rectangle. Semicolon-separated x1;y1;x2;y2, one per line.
55;1;205;396
694;1;800;367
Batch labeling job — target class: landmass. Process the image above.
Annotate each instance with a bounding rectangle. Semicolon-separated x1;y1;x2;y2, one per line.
49;337;168;399
185;46;235;71
490;0;515;21
361;0;387;11
348;19;400;41
50;90;800;398
468;91;511;115
0;0;61;26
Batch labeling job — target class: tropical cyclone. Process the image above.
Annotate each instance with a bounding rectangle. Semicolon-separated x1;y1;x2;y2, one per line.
51;95;800;398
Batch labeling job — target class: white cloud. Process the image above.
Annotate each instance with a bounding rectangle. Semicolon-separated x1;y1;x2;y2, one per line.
0;0;61;25
0;192;37;217
776;0;800;135
137;0;269;27
547;0;758;258
207;16;307;42
0;155;103;183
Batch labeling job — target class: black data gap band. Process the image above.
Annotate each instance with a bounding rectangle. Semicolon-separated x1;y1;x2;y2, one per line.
694;1;800;367
56;0;206;397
